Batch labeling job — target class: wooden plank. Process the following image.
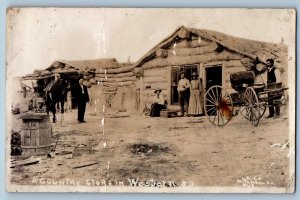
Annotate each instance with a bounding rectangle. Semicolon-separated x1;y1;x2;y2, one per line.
94;71;135;78
39;128;46;146
224;67;245;75
99;81;134;87
72;161;99;169
24;130;31;146
144;68;167;77
143;76;167;83
94;76;136;83
10;157;40;168
223;60;244;68
31;129;36;146
143;82;168;90
21;130;25;146
95;65;134;74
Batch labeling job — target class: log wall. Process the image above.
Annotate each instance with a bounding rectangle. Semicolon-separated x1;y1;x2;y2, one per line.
139;45;248;110
142;50;243;70
140;67;169;109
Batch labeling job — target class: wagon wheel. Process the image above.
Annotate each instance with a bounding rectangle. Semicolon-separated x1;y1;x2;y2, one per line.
241;87;260;127
204;85;233;126
257;103;266;118
241;104;266;120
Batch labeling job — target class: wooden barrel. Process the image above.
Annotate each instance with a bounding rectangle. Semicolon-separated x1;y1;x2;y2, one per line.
21;114;52;155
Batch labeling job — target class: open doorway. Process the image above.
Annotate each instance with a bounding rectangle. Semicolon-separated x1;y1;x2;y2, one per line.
204;65;222;115
205;65;222;91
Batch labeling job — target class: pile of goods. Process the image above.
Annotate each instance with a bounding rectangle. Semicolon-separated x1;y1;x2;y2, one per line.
230;71;255;92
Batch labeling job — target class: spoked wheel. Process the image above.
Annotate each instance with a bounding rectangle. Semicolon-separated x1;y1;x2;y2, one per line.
240;100;266;119
257;104;266;118
204;85;233;126
241;87;261;127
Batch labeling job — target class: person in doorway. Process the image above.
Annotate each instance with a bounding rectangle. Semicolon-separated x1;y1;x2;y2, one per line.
76;79;89;123
265;58;281;118
188;72;203;116
150;88;165;117
177;71;190;116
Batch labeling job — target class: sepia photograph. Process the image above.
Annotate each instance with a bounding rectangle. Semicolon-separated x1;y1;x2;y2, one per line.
5;8;296;193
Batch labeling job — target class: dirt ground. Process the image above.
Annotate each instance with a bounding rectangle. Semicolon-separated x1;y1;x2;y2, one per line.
9;108;291;190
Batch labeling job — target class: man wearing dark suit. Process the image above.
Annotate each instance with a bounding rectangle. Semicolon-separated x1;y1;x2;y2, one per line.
76;79;89;123
266;58;280;118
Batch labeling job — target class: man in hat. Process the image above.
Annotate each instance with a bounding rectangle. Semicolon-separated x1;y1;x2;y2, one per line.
76;79;90;123
265;58;281;118
150;88;165;117
177;71;190;116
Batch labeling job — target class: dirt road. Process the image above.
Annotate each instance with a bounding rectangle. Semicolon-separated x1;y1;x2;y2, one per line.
9;110;291;190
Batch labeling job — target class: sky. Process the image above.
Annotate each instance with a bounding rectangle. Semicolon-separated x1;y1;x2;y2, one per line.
6;8;295;76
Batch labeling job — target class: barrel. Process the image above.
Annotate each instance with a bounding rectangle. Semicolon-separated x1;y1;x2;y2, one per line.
20;114;52;155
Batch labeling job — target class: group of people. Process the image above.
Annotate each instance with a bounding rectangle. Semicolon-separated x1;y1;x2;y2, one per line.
150;71;203;117
150;58;281;118
178;71;203;117
56;58;281;121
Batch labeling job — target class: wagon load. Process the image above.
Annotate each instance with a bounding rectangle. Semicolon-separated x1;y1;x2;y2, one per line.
230;71;255;92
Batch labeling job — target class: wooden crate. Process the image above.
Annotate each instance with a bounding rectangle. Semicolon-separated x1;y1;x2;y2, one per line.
160;109;178;118
21;114;52;156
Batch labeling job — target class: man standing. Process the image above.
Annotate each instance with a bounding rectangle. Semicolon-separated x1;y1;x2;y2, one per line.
266;58;281;118
76;79;89;123
177;71;190;116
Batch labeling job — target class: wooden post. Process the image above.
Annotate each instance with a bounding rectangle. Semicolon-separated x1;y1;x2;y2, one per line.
167;66;172;107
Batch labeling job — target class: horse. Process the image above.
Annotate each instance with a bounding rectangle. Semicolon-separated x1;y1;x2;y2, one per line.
45;77;69;123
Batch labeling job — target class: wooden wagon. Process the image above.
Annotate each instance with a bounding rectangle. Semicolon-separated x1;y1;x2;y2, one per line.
204;71;288;127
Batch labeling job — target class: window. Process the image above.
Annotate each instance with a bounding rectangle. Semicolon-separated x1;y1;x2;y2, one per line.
171;64;198;105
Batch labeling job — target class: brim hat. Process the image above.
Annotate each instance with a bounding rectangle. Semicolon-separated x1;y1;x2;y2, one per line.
192;72;198;76
154;88;162;94
179;71;186;76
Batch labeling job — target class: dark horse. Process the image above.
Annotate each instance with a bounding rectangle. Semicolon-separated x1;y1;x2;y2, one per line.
45;77;69;123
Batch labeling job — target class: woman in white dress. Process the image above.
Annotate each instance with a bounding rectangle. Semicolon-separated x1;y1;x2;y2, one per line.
188;72;203;116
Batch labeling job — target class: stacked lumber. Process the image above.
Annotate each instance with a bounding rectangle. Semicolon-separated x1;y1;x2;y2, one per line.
71;61;137;89
92;63;136;88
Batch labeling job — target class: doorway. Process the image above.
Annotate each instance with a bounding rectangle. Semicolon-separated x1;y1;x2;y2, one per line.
204;65;222;115
205;65;222;91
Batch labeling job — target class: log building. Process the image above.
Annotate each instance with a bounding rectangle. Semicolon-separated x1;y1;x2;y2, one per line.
22;58;137;114
134;26;287;111
22;26;288;114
